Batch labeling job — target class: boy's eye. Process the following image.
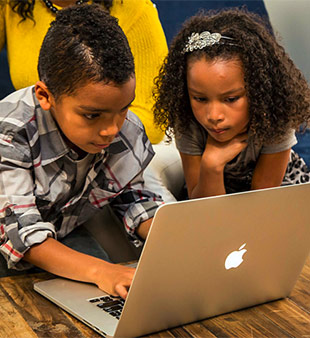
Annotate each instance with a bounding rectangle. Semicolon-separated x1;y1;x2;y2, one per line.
225;96;239;103
120;106;130;114
193;96;207;102
84;113;100;120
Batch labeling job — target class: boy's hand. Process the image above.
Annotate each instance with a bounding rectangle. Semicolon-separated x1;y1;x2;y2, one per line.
95;263;136;299
24;237;135;300
202;132;248;171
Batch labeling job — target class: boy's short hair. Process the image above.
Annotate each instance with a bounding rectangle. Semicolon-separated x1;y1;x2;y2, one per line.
38;4;135;100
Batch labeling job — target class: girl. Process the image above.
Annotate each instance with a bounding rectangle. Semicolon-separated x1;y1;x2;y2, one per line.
154;8;310;198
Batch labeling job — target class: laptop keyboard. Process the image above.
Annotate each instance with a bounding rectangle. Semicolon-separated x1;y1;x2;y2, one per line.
88;295;125;320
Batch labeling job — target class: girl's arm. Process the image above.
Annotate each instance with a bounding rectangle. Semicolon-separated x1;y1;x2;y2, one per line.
251;149;291;190
180;132;248;198
180;152;226;198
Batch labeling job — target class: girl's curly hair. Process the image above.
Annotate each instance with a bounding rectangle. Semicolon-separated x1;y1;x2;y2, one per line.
10;0;114;22
153;8;310;144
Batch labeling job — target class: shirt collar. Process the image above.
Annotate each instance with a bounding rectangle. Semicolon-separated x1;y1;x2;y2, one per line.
32;89;75;165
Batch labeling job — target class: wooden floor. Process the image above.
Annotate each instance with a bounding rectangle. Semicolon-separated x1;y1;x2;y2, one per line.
1;256;310;337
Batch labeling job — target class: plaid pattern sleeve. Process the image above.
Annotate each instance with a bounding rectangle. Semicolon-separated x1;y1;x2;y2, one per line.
0;88;58;269
0;87;163;269
88;112;164;244
110;168;164;245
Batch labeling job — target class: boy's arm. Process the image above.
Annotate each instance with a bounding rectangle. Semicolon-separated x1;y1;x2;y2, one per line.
23;237;135;299
0;161;134;299
251;149;291;190
136;218;153;240
0;130;134;299
109;172;163;243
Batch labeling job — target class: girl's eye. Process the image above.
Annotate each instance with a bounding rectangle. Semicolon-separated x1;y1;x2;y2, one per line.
225;96;239;103
84;113;100;120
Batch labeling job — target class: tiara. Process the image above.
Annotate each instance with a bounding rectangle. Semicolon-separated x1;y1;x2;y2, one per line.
183;31;235;54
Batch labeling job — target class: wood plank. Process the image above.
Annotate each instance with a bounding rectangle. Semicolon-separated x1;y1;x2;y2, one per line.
144;329;176;338
0;285;37;338
61;311;102;338
256;299;310;337
0;273;90;338
201;305;291;338
169;326;195;337
289;275;310;312
182;322;217;337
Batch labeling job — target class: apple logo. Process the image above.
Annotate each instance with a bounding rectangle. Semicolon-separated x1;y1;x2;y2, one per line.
225;243;247;270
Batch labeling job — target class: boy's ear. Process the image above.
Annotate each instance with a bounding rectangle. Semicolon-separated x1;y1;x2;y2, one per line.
35;81;54;111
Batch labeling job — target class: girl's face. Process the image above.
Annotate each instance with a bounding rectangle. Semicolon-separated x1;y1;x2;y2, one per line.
187;57;249;143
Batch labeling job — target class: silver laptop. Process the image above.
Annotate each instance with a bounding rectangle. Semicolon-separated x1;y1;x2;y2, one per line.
34;183;310;337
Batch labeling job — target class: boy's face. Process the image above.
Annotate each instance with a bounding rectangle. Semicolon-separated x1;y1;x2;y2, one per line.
45;78;136;155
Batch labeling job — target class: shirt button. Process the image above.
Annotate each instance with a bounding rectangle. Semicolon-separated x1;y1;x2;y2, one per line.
5;208;13;217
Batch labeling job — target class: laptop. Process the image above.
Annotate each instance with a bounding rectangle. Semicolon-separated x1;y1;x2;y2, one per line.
34;183;310;337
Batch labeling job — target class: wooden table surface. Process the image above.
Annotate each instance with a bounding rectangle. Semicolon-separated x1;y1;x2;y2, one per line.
1;256;310;338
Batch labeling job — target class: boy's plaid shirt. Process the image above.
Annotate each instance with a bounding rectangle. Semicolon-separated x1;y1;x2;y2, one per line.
0;87;163;269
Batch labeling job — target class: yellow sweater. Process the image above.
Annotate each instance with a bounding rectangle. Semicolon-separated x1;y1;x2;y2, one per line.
0;0;167;143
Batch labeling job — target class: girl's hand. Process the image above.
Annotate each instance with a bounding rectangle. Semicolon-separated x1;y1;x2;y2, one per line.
94;262;136;299
202;132;248;171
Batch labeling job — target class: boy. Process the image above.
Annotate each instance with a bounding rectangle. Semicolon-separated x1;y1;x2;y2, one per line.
0;4;163;299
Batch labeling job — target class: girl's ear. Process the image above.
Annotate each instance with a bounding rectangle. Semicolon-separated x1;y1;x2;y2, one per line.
35;81;54;111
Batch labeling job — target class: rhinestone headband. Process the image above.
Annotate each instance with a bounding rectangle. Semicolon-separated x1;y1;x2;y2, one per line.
183;31;235;54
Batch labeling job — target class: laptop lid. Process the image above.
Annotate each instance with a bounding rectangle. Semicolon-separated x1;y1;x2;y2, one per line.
34;183;310;338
